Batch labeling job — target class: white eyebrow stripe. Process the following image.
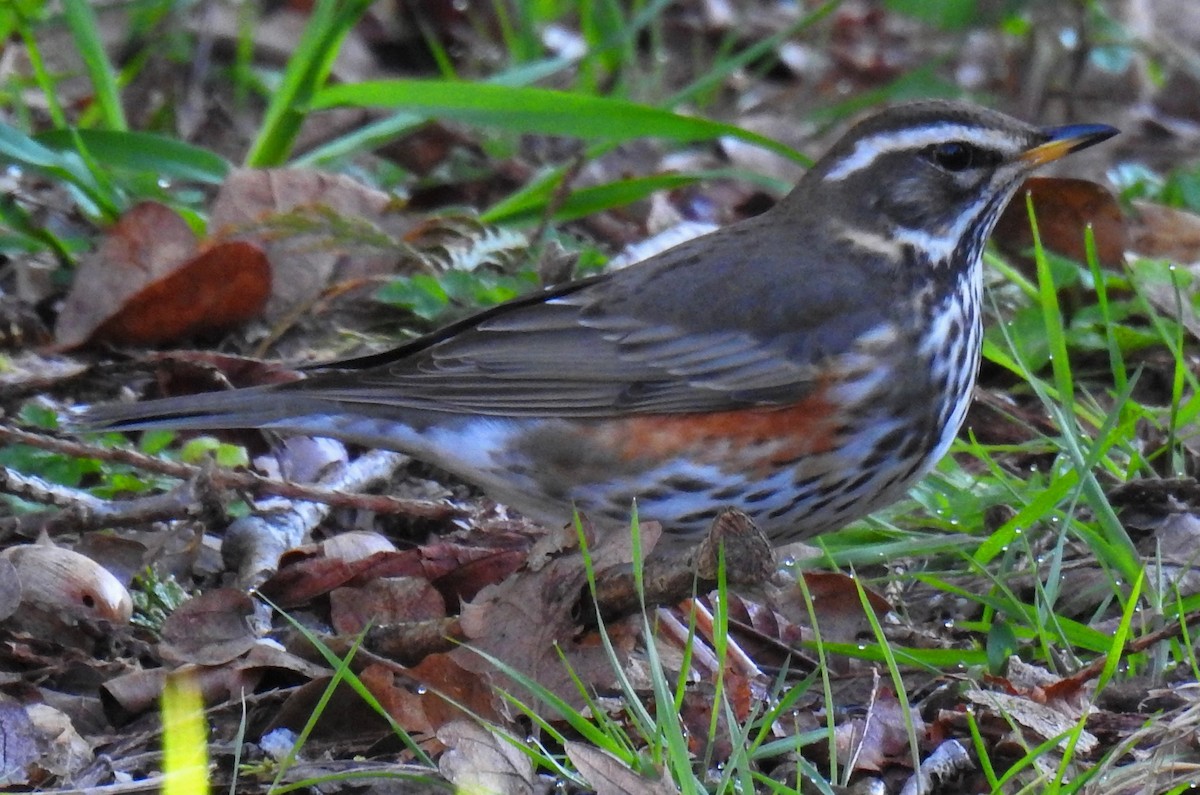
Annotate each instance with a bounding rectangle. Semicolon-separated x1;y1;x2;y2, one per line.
823;124;1024;182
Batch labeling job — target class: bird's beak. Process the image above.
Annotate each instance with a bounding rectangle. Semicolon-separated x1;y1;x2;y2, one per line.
1021;122;1119;167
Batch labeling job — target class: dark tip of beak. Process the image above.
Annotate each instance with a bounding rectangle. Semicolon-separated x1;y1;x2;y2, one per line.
1045;122;1121;151
1021;122;1120;167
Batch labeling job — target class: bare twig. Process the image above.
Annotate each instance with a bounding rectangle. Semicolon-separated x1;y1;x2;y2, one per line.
0;425;459;520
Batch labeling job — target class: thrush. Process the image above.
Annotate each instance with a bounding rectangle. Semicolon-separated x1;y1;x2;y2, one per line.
78;101;1117;547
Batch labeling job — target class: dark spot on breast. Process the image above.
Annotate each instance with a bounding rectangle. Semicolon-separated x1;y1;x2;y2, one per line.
793;474;822;490
898;430;930;462
841;468;879;494
863;428;909;469
711;484;745;500
802;493;837;514
767;502;799;520
661;476;715;493
947;317;963;345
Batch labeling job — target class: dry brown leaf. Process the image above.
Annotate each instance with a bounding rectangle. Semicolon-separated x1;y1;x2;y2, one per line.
764;570;890;653
262;548;403;608
1130;200;1200;262
407;652;504;729
566;741;677;795
994;177;1127;270
1125;207;1200;340
358;663;436;736
100;662;262;725
261;533;532;610
208;168;410;321
437;720;535;795
329;577;446;634
158;588;257;665
836;689;920;774
321;531;396;561
964;687;1098;755
266;672;413;740
0;557;21;622
25;703;93;782
450;523;657;709
55;201;270;348
0;695;40;787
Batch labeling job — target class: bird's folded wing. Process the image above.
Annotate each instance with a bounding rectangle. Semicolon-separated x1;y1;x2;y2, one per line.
284;289;887;418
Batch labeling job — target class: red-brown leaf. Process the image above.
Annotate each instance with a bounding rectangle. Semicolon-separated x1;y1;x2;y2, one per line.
55;201;269;348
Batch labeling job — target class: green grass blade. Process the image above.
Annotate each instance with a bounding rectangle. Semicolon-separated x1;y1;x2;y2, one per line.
0;122;120;218
0;193;75;262
1083;227;1128;394
312;80;805;164
487;172;703;225
796;572;839;784
61;0;127;131
853;572;924;780
35;129;230;183
1050;571;1144;793
244;0;375;167
14;12;68;129
296;56;579;166
1026;194;1074;415
260;595;434;768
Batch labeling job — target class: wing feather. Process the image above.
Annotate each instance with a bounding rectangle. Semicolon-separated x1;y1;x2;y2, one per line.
287;217;895;418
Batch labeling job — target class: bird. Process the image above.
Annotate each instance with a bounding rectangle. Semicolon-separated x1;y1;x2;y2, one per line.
77;101;1117;549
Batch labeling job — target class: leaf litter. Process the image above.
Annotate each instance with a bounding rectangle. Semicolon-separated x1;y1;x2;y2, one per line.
3;1;1200;792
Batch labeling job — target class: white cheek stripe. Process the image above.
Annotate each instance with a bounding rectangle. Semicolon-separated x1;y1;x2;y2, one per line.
823;125;1023;182
839;177;1020;266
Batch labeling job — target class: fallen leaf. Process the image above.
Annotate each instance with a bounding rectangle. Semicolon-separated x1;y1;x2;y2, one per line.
450;525;652;709
55;201;270;348
835;689;920;773
1130;200;1200;262
208;168;410;321
963;687;1098;755
438;720;535;795
267;665;431;741
994;177;1127;269
0;696;39;787
25;703;93;782
0;557;21;621
100;662;262;725
407;652;503;728
158;588;257;665
329;577;446;634
262;549;403;608
566;742;677;795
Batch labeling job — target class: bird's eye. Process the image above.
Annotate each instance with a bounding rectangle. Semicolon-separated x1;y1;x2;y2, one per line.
926;141;977;171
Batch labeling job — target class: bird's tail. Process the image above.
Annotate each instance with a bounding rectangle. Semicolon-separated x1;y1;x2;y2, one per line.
69;381;446;455
71;386;332;434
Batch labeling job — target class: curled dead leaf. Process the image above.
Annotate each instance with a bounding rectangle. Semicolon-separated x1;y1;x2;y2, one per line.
55;201;270;348
158;588;257;665
1129;200;1200;262
437;720;535;795
100;662;263;726
208;168;408;322
994;177;1127;270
